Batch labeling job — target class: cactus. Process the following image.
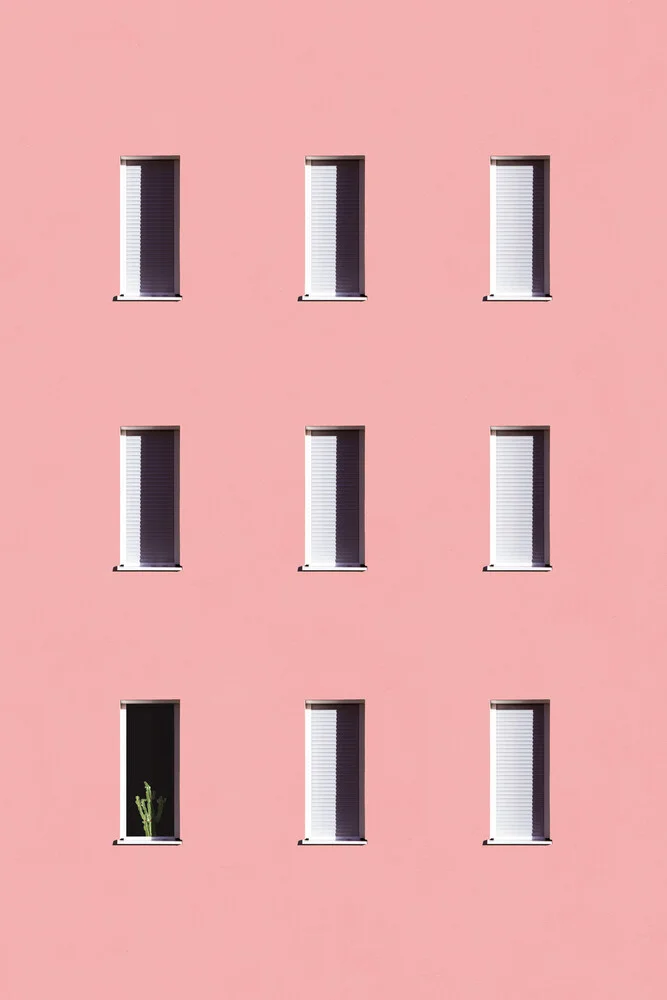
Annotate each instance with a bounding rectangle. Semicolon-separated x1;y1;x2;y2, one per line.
135;780;167;837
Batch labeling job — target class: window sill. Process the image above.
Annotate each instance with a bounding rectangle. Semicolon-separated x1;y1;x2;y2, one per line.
483;565;552;572
298;295;367;302
113;565;183;572
298;839;367;846
483;295;552;302
298;565;368;572
113;295;182;302
114;837;182;845
483;839;552;846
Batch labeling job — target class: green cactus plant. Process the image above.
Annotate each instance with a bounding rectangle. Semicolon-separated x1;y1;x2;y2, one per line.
135;780;167;837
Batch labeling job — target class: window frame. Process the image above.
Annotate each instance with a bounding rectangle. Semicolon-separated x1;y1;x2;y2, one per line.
488;155;551;301
301;425;367;572
486;699;551;845
301;699;366;846
116;425;182;572
116;700;181;845
117;155;181;302
302;155;367;301
486;425;551;572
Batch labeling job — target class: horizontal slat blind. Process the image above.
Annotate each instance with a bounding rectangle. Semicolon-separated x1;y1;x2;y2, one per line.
123;433;141;566
124;164;142;297
307;429;361;567
493;703;546;841
307;159;361;297
492;429;546;567
121;429;178;567
493;159;545;297
308;703;361;842
309;706;336;839
122;159;176;297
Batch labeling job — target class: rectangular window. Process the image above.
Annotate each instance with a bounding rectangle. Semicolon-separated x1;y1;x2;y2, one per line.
489;156;550;300
488;427;550;571
302;427;366;571
303;156;366;300
117;427;181;571
302;701;366;845
487;701;551;845
117;701;181;844
118;156;180;300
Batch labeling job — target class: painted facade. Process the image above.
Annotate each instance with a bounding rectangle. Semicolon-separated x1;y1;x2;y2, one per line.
1;0;666;997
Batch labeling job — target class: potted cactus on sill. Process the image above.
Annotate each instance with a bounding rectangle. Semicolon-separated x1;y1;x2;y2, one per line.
135;780;167;837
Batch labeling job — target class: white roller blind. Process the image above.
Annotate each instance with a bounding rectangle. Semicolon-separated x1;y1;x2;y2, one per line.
306;159;362;298
121;159;178;298
492;703;547;842
120;429;179;567
123;433;141;566
306;429;362;568
124;164;142;297
492;159;547;298
491;429;547;568
306;703;362;842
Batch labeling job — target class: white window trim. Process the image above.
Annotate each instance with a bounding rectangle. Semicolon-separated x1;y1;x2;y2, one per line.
486;425;552;572
116;156;182;302
116;426;182;572
487;155;551;302
486;699;551;846
301;426;366;571
301;156;367;301
115;700;181;845
301;699;367;845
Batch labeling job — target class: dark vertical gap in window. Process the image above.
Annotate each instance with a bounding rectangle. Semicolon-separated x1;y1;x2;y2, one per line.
335;704;360;840
531;161;545;296
531;431;546;566
335;431;360;566
335;160;360;296
139;159;175;297
139;430;176;566
126;703;175;837
531;705;546;840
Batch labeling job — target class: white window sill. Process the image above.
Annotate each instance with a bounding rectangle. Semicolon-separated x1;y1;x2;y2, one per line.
298;839;367;846
483;295;552;302
114;295;182;302
484;565;552;572
298;295;367;302
483;839;552;846
298;565;368;572
114;565;183;572
114;837;182;845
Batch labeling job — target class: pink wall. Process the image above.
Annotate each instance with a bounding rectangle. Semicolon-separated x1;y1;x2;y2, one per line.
1;0;666;996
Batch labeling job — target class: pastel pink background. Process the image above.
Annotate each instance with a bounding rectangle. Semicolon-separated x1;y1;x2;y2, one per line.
1;1;666;996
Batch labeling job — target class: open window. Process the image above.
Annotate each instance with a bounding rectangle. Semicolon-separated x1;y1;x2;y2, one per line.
116;701;181;845
485;700;551;845
301;701;366;845
117;156;181;300
116;427;181;571
301;157;366;300
301;427;366;571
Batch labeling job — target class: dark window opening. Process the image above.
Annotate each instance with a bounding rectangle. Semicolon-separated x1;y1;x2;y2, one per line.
125;703;177;838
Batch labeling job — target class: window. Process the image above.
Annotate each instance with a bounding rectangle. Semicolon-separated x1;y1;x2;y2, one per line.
117;156;180;300
116;427;181;571
116;701;181;844
487;427;551;571
302;157;366;300
488;156;550;300
301;701;366;845
486;701;551;845
301;427;366;571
